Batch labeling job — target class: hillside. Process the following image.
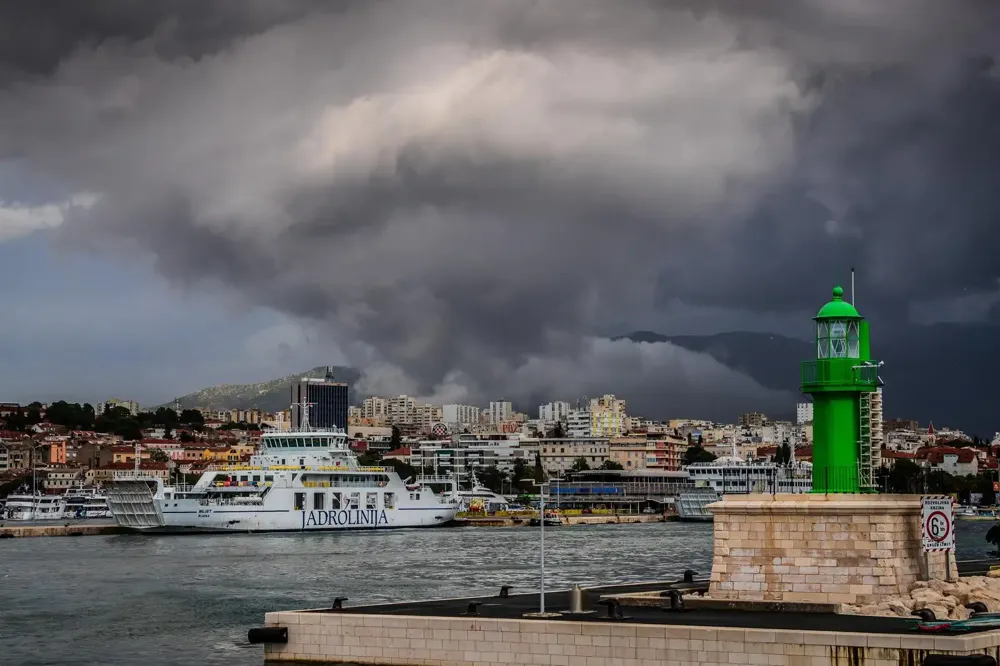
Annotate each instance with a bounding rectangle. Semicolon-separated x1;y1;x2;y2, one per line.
167;365;361;412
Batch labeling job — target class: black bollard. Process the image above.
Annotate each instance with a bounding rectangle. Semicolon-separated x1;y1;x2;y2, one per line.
499;586;512;598
247;627;288;644
463;602;481;616
332;597;348;610
911;608;937;621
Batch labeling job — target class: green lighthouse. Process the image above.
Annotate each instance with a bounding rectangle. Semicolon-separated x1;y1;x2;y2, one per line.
800;286;881;493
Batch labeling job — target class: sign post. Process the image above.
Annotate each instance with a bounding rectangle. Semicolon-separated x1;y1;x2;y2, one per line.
921;496;955;581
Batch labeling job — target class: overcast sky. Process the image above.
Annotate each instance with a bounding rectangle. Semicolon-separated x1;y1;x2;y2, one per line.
1;1;998;420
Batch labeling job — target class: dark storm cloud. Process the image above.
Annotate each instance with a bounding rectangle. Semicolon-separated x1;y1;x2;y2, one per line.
1;0;998;416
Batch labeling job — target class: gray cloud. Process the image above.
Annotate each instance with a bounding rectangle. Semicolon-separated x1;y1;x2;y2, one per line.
1;1;998;415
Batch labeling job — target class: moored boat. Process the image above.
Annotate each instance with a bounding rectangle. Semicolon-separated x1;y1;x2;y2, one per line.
105;402;460;533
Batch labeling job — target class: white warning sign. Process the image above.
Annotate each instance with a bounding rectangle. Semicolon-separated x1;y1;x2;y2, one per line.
921;496;954;552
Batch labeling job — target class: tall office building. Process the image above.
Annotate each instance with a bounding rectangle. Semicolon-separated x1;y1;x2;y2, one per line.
290;367;349;431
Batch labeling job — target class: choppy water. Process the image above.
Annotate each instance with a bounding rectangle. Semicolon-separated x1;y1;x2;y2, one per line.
0;521;993;666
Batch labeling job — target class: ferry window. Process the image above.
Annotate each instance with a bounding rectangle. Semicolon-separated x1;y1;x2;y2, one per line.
265;475;274;482
349;492;359;509
331;493;341;510
293;493;305;511
314;493;324;510
384;492;395;509
366;493;377;510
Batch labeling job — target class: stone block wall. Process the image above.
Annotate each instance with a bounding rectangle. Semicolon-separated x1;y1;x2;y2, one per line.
262;610;1000;665
708;494;956;605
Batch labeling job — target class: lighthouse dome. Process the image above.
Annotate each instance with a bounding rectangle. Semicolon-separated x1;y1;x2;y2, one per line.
815;285;861;319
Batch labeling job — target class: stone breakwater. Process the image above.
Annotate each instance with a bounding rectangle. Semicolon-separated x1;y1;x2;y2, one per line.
844;572;1000;620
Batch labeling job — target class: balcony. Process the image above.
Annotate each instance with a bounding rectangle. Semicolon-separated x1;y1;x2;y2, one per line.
801;360;879;392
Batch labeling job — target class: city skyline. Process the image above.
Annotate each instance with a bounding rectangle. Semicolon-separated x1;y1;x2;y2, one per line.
1;3;999;433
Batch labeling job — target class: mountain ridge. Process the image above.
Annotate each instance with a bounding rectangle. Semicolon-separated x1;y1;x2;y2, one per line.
164;365;361;413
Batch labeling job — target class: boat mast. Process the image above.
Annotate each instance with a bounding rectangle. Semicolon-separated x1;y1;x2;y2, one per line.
293;400;316;432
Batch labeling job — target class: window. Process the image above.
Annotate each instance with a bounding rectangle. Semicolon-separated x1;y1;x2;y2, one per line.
816;321;829;358
293;493;305;511
847;321;860;358
314;493;325;510
366;493;377;510
349;492;359;509
829;320;847;358
384;492;395;509
331;493;341;510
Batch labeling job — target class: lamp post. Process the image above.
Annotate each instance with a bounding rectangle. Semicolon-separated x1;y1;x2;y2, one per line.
30;441;49;496
521;477;551;615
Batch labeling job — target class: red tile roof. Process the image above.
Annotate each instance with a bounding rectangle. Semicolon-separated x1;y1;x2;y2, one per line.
385;447;411;457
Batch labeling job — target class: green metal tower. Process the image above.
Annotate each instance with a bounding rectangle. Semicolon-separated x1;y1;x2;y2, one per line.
800;286;881;493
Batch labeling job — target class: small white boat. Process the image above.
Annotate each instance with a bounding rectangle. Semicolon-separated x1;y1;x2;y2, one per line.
2;493;67;521
62;486;111;519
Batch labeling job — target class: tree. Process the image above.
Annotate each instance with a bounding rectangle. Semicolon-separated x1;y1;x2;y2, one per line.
533;452;547;483
511;458;529;488
163;426;174;440
382;458;419;482
179;431;197;443
358;451;382;467
549;422;566;438
774;442;792;466
476;464;508;493
570;457;591;473
682;445;717;466
179;409;204;427
390;425;402;448
599;460;624;471
148;448;170;463
886;459;922;493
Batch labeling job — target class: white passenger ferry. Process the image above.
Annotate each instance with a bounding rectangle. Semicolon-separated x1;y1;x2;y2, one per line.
105;404;461;533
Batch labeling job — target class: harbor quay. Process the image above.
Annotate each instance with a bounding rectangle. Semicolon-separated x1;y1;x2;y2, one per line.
256;584;1000;666
0;519;126;538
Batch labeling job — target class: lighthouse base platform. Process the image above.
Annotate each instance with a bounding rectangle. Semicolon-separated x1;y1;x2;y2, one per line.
707;493;957;606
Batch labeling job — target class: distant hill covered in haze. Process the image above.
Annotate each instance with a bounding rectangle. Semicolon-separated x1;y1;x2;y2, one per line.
168;365;361;412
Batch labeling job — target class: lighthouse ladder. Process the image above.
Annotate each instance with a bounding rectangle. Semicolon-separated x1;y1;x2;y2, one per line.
858;394;875;492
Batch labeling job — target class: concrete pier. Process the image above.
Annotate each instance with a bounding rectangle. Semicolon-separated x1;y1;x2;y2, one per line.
258;583;1000;665
0;521;127;538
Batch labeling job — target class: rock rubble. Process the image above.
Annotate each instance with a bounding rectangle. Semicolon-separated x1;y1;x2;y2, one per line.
842;571;1000;620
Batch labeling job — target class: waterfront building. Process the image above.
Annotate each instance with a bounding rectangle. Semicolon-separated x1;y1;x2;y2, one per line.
537;401;570;423
488;401;512;425
644;436;685;471
565;410;591;438
361;397;387;420
99;398;141;416
738;412;767;427
408;440;530;486
796;402;813;425
413;404;443;432
442;404;480;427
43;467;84;493
290;368;349;431
537;437;609;475
385;395;416;425
609;437;647;470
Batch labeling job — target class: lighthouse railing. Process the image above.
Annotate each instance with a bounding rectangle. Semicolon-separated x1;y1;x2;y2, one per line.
800;359;880;389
